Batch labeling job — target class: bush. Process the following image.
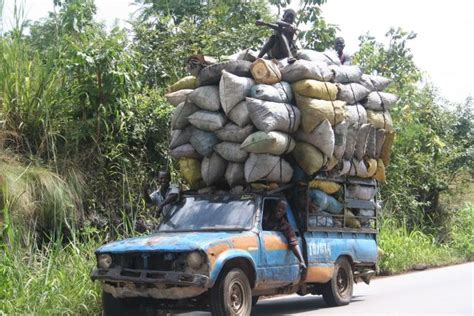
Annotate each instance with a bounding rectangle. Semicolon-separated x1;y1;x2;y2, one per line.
0;155;84;244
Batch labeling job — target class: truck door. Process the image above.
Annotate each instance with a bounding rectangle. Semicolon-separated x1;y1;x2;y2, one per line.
259;198;301;287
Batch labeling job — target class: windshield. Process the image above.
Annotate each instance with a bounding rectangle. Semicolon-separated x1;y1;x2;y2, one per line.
158;195;256;232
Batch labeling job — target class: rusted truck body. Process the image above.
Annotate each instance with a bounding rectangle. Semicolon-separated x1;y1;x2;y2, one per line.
92;179;378;315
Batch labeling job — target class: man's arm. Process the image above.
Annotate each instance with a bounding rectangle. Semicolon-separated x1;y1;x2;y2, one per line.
156;185;180;215
143;187;153;205
256;20;281;32
281;220;307;269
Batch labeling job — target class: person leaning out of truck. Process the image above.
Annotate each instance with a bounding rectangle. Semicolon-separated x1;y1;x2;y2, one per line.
263;199;307;273
143;170;180;217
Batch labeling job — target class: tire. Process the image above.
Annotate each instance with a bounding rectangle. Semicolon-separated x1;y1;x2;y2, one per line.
251;295;259;307
321;257;354;307
102;291;140;316
210;268;252;316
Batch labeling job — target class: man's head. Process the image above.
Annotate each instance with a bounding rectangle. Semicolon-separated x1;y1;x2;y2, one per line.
335;37;345;54
158;170;171;188
282;9;296;24
274;199;288;220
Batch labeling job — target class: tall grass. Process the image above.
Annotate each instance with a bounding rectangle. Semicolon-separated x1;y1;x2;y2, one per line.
0;236;102;315
378;204;473;274
0;154;83;244
0;32;76;161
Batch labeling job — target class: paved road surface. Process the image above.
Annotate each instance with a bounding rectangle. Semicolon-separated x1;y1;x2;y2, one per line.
178;262;473;315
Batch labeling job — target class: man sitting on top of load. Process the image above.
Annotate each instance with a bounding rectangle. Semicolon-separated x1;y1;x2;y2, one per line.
256;9;298;60
263;199;307;273
335;37;352;65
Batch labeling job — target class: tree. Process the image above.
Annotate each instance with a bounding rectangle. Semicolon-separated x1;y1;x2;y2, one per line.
132;0;272;88
353;28;472;229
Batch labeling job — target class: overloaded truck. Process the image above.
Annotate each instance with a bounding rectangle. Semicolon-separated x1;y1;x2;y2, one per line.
92;48;396;315
91;176;378;315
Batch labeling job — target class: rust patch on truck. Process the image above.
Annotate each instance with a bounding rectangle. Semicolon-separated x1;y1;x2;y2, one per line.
305;265;334;283
207;242;231;267
263;235;289;251
231;236;258;250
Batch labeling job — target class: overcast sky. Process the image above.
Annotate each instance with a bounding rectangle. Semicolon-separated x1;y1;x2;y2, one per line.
2;0;473;103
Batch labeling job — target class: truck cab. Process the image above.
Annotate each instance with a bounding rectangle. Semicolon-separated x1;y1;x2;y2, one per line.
92;179;378;315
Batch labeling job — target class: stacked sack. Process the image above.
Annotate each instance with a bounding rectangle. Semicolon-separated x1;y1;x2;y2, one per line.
165;49;397;203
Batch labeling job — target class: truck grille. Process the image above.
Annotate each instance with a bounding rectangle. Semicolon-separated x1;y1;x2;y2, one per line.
111;252;183;271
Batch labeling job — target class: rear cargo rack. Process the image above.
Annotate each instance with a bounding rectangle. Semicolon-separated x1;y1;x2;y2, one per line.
306;174;378;234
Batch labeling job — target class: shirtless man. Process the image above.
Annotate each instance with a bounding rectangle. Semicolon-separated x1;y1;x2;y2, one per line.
256;9;298;60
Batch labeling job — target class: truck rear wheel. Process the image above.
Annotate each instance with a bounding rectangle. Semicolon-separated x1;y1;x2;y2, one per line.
210;268;252;316
322;257;354;307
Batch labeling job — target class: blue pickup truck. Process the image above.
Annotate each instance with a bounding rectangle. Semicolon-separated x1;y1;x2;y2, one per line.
91;178;378;315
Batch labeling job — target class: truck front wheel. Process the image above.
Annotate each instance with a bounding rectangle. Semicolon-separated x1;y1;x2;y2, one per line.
210;268;252;316
322;257;354;307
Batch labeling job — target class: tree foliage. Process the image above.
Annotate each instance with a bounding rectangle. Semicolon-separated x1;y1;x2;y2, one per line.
354;28;473;229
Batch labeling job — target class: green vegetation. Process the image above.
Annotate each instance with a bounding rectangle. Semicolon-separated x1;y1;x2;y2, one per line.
0;0;472;314
379;204;473;274
0;236;102;315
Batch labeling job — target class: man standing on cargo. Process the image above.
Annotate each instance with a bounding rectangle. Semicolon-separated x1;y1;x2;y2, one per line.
335;37;352;65
144;170;180;217
263;199;307;274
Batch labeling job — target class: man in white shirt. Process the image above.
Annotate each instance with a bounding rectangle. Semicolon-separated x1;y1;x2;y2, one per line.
144;170;179;217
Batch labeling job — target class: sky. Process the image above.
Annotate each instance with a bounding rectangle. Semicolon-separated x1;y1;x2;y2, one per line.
2;0;473;103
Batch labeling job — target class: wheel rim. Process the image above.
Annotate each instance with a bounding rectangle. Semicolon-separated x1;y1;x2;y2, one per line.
336;267;349;296
229;280;245;313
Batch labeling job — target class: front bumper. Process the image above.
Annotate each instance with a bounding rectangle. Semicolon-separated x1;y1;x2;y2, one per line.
91;268;210;288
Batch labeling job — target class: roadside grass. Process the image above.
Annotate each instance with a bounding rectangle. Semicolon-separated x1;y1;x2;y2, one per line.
378;203;473;274
0;236;102;315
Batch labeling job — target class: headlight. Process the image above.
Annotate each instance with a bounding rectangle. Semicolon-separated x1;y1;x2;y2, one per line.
98;254;112;269
186;251;203;269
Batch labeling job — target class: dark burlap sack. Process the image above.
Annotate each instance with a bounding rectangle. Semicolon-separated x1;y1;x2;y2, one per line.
333;121;348;160
227;100;251;127
170;143;202;159
247;98;301;133
244;153;293;183
188;86;221;111
187;110;227;132
330;65;363;83
201;152;227;186
337;83;371;104
215;123;255;143
281;59;334;83
294;119;334;158
169;126;194;150
171;102;199;130
360;74;392;91
250;82;293;103
225;163;245;187
189;129;219;157
220;70;254;114
363;92;399;111
214;142;248;163
197;60;252;86
354;123;373;160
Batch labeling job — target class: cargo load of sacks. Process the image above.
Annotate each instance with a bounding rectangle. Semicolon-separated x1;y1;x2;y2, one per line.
165;51;397;191
307;180;377;229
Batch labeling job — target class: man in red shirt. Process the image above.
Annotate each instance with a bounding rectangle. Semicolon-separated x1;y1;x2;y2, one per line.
263;199;307;273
